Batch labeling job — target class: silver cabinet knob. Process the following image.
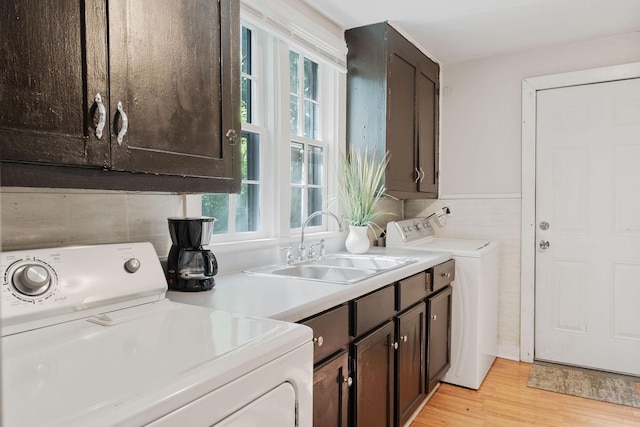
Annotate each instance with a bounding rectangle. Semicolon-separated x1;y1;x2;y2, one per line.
313;336;324;347
431;314;437;320
401;335;408;342
343;376;353;387
391;341;399;350
539;240;550;250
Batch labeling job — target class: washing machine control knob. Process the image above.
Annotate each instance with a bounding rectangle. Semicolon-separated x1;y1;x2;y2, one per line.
13;264;51;296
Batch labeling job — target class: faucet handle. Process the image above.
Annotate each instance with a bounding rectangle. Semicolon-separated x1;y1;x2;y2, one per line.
280;246;294;265
308;239;326;260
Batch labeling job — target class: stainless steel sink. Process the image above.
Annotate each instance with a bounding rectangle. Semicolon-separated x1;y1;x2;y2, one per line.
314;254;415;271
244;254;416;284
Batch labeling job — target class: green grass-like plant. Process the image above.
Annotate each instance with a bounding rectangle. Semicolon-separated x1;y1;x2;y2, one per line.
338;148;393;229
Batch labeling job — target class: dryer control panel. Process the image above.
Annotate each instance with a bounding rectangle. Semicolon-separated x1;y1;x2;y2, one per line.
1;242;167;336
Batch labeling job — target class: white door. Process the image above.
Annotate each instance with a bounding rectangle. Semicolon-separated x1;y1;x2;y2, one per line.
535;77;640;376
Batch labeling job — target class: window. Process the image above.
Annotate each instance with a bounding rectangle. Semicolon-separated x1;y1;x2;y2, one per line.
289;52;325;228
202;25;264;237
197;12;345;245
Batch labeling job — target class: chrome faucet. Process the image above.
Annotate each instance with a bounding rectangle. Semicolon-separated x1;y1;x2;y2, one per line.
299;211;343;260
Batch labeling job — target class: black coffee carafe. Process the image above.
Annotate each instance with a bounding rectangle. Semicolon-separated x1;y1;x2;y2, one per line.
166;217;218;291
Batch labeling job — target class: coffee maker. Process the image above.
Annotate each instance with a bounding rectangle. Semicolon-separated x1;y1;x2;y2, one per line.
166;217;218;291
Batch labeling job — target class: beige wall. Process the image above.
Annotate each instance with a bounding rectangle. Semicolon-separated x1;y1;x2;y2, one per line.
1;189;183;257
405;32;640;360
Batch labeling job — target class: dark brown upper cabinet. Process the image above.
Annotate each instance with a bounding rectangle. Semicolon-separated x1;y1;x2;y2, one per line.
0;0;240;193
345;22;439;199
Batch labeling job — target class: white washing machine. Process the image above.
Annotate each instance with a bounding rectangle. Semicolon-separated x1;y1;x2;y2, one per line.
1;242;313;426
387;217;500;390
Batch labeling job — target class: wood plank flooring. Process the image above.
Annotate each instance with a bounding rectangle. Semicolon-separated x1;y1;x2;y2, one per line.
411;358;640;426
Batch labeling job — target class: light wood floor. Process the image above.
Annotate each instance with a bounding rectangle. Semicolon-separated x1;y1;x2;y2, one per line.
411;358;640;426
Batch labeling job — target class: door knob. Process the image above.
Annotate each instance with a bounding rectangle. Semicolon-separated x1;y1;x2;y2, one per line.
539;240;550;250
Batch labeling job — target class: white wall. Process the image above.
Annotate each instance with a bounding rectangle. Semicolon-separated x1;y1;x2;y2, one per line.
440;32;640;197
406;32;640;360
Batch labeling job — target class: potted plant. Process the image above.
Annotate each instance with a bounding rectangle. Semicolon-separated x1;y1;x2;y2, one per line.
338;148;393;253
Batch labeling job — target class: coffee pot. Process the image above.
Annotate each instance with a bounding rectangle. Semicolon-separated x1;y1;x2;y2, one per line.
166;217;218;291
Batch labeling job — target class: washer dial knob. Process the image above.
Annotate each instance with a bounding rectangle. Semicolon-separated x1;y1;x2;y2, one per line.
13;264;52;296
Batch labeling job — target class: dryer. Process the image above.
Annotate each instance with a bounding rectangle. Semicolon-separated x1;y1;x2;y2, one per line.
1;242;312;426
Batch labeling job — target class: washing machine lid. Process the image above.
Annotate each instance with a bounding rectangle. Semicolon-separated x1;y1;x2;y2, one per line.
2;300;310;427
409;237;493;257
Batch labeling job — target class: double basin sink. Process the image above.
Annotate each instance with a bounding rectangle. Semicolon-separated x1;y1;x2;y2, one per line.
244;254;416;285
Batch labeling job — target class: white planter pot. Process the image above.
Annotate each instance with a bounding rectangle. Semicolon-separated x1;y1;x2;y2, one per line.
345;225;370;254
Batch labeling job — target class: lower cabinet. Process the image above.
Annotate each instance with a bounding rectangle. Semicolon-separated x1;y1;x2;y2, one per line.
299;260;454;427
313;350;350;427
396;303;426;426
426;285;452;393
352;321;395;427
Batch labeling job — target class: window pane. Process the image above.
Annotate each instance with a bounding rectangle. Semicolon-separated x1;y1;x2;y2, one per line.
290;95;299;135
303;100;318;139
290;142;304;184
308;145;323;185
289;51;299;94
241;132;260;181
202;194;230;234
241;76;251;123
236;183;260;232
307;187;323;226
290;187;303;228
241;26;252;74
304;58;318;101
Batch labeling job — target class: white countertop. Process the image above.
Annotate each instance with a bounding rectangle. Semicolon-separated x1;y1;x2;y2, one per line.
167;247;452;323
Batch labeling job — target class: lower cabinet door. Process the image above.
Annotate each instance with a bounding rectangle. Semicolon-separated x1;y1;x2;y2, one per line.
427;285;452;393
313;350;350;427
396;302;426;426
352;321;395;427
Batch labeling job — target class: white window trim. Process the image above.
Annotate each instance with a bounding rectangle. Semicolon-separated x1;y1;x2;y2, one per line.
185;5;346;250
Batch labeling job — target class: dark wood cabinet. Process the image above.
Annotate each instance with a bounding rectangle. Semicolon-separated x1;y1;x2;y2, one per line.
0;0;240;193
299;260;454;426
352;321;395;427
426;285;452;393
396;302;426;427
313;350;350;427
345;22;439;199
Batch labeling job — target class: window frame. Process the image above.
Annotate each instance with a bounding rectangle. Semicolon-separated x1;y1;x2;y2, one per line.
187;12;346;248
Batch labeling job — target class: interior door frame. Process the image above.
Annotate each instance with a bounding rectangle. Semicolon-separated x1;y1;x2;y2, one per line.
519;61;640;363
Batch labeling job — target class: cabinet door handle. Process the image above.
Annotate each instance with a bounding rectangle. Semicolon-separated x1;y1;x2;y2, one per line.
441;272;451;278
401;335;408;342
116;101;128;145
413;167;420;183
342;376;353;387
94;93;106;139
431;314;437;320
419;167;425;183
390;341;399;350
313;336;324;347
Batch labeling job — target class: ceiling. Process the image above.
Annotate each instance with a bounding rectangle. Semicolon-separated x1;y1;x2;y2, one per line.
302;0;640;64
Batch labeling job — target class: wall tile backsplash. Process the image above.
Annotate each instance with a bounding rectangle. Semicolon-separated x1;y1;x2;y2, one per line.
1;189;184;256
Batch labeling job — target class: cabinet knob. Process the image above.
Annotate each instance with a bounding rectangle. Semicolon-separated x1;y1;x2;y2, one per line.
431;314;437;321
391;341;399;350
342;376;353;387
401;335;408;342
313;336;324;347
226;129;238;146
441;272;451;278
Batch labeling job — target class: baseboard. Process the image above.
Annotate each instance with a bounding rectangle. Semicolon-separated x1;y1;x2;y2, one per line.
403;383;441;427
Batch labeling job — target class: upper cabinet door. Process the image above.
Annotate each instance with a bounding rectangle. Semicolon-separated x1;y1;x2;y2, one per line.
0;0;109;167
108;0;240;180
